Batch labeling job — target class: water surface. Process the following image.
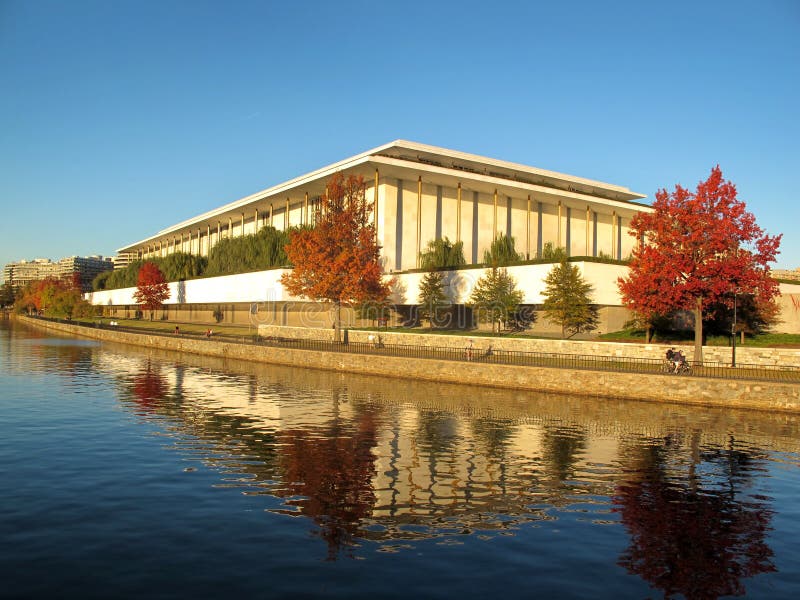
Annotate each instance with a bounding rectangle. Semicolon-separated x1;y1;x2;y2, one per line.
1;320;798;599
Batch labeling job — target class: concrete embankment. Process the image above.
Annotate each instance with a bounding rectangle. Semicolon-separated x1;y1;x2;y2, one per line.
21;317;800;413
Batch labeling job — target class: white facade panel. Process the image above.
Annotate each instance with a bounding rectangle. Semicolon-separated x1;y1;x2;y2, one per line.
87;269;295;306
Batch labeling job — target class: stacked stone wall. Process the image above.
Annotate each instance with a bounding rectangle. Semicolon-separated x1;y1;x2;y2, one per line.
257;325;800;368
24;317;800;412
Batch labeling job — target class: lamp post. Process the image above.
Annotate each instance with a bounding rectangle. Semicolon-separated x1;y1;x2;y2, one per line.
731;290;737;368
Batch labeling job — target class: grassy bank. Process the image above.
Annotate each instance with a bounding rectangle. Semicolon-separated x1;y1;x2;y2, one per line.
73;316;800;348
598;329;800;348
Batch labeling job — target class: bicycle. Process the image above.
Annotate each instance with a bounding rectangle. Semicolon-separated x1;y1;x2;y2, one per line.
661;360;692;375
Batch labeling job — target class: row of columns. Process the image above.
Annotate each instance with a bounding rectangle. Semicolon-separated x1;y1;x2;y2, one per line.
410;176;623;267
139;168;623;265
139;192;318;260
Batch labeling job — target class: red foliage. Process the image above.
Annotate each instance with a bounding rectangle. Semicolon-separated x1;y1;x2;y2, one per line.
133;262;170;319
619;166;781;339
275;410;379;559
16;277;87;317
131;361;167;413
613;447;775;599
281;174;392;325
69;271;83;292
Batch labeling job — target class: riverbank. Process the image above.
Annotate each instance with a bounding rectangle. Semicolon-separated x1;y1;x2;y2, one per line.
20;316;800;413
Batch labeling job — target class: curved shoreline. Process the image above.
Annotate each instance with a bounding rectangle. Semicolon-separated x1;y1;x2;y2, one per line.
19;316;800;413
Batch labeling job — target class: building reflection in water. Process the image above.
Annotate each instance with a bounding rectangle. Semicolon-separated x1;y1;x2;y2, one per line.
99;346;796;593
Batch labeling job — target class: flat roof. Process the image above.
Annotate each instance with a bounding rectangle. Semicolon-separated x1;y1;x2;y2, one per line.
119;140;647;253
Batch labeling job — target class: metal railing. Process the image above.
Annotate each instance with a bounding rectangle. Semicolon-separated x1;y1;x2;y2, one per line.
31;316;800;384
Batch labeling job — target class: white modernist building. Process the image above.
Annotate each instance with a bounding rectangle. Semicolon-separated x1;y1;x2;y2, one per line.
88;141;800;334
117;140;648;270
92;140;652;331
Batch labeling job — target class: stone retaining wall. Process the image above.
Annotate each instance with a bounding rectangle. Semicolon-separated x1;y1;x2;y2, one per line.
24;317;800;413
257;325;800;368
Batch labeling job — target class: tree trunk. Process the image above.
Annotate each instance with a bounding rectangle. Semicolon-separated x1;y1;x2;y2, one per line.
694;296;703;364
333;301;342;343
645;325;651;344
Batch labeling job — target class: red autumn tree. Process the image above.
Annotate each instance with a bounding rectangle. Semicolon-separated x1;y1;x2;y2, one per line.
618;166;781;362
133;261;170;321
281;173;391;341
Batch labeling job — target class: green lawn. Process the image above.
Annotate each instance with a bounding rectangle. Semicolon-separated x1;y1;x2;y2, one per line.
77;317;257;339
598;328;800;348
77;317;800;348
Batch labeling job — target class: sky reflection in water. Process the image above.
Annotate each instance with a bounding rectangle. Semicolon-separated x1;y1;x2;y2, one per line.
2;321;799;599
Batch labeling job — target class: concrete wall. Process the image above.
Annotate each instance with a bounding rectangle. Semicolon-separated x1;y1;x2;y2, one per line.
778;283;800;334
87;269;297;306
257;324;800;368
86;268;800;336
24;317;800;412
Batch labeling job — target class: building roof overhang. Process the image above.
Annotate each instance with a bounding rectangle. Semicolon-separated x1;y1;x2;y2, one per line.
118;140;649;253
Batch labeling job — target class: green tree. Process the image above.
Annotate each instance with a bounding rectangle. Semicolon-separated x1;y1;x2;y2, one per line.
0;282;16;307
419;237;466;269
540;242;568;261
704;293;780;339
417;271;450;327
92;270;113;291
469;268;524;333
354;299;394;327
109;261;142;289
159;252;207;281
484;233;522;267
541;259;599;338
206;226;291;277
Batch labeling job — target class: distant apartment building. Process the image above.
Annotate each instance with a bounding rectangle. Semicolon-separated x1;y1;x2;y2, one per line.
3;259;54;290
774;268;800;282
112;252;138;270
3;255;113;292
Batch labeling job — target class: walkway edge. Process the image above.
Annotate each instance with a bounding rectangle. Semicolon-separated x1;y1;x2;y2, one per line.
21;317;800;413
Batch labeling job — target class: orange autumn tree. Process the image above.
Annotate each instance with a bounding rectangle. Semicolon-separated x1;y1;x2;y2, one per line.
133;261;170;321
282;173;391;341
15;276;90;318
618;166;781;362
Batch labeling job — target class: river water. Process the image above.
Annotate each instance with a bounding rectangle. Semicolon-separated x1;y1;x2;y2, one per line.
1;319;799;599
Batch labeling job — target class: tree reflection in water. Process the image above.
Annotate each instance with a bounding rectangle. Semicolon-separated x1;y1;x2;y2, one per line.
275;393;379;560
613;435;776;599
131;360;168;413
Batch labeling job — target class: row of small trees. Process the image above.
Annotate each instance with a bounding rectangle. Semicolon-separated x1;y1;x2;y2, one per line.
417;258;598;338
93;226;292;291
417;234;573;271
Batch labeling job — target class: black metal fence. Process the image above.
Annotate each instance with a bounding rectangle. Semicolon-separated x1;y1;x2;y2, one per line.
32;317;800;384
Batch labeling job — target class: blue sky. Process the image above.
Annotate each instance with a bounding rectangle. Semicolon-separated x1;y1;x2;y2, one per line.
1;0;798;282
